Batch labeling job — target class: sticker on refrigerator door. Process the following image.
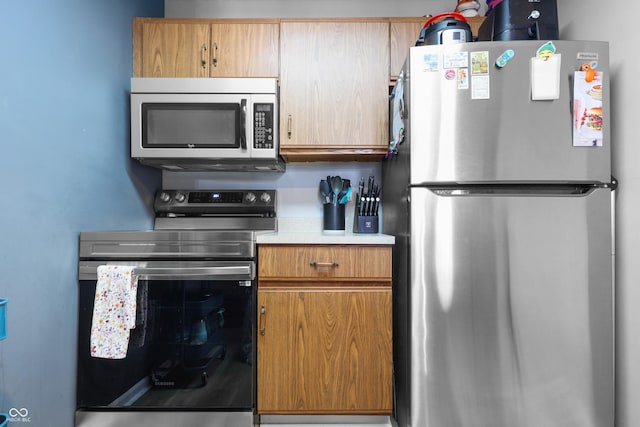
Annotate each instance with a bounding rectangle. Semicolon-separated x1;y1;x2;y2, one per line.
444;69;456;80
581;61;599;83
471;75;490;99
443;51;468;69
457;68;469;89
422;53;440;71
536;41;556;61
471;51;489;75
495;49;515;68
531;41;561;101
577;52;599;62
531;54;561;100
573;70;604;147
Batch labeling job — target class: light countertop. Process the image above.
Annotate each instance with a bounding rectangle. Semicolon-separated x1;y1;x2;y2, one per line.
257;217;395;245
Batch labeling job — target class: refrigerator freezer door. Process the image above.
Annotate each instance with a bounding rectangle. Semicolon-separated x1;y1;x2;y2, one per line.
405;41;610;184
406;186;613;427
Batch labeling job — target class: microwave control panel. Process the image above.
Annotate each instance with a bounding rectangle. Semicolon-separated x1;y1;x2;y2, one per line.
253;103;274;149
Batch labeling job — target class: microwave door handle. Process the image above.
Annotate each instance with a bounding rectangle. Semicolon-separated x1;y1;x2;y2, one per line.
240;98;247;150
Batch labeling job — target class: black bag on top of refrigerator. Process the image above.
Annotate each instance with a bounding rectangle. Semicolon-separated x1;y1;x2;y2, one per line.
478;0;559;41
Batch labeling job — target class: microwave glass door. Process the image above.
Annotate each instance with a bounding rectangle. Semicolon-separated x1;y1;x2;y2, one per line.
142;103;243;149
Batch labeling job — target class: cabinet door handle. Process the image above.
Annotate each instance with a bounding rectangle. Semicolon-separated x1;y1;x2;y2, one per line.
287;114;292;139
200;43;207;69
259;304;266;336
310;261;339;268
212;42;218;68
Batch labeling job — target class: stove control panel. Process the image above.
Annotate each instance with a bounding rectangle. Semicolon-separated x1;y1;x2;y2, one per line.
154;189;276;216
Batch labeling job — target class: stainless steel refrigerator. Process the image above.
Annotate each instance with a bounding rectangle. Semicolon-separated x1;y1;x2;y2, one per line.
382;40;614;427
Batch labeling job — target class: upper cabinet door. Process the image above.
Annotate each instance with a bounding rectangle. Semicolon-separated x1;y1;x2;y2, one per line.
209;23;279;77
138;21;211;77
390;18;425;79
133;19;280;78
279;20;390;162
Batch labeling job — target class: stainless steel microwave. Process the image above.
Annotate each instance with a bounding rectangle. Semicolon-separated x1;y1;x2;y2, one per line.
131;77;284;171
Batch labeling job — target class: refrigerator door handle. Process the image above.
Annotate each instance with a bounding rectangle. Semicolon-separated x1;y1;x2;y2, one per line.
426;184;610;197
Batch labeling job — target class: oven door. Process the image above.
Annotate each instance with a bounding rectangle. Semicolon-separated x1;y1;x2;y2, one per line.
77;260;256;414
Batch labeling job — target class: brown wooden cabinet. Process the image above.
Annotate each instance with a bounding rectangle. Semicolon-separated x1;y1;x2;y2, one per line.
208;22;279;77
278;19;390;162
134;20;209;77
257;244;393;415
390;17;426;79
133;18;279;77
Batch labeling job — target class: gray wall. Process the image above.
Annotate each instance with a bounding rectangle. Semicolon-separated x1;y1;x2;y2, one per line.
556;2;640;426
165;1;637;426
165;0;481;18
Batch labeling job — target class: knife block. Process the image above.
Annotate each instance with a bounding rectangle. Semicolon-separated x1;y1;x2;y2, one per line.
353;212;379;234
353;213;379;233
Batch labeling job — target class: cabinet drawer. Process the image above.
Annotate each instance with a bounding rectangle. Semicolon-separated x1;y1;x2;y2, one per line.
258;245;391;280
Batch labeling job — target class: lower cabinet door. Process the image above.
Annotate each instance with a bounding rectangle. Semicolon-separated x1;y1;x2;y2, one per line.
257;288;393;414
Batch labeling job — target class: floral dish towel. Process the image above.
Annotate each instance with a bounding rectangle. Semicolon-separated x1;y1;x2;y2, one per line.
90;265;138;359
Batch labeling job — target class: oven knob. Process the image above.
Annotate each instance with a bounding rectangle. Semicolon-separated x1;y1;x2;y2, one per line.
260;192;272;204
175;192;186;203
245;192;256;203
159;192;171;203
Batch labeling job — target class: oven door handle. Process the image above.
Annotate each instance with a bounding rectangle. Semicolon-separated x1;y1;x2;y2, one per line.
78;261;255;281
134;265;252;280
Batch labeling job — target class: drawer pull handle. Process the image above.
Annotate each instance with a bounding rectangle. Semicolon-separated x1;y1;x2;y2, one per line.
310;261;339;268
